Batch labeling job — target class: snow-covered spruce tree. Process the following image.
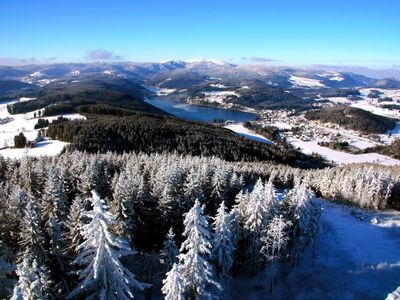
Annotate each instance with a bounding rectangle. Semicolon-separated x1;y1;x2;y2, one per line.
111;170;136;243
261;215;291;293
19;193;47;260
212;201;235;280
156;164;185;227
283;182;320;266
210;166;230;206
244;178;274;274
184;167;204;207
42;164;68;225
261;215;290;261
162;263;185;300
178;199;221;299
41;164;69;281
161;227;179;269
11;250;53;300
67;191;149;300
1;186;27;246
64;196;85;256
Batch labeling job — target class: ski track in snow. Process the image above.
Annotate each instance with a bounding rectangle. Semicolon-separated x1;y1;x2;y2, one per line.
224;200;400;300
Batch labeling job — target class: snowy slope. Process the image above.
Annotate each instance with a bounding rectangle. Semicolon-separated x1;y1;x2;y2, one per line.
224;123;272;144
290;76;325;88
0;140;68;159
288;138;400;166
224;199;400;300
0;98;85;156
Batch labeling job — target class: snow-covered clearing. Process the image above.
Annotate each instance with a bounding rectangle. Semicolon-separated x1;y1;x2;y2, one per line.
210;83;226;88
0;139;68;159
351;101;400;119
317;72;345;81
290;76;325;88
224;123;272;144
288;138;400;166
360;88;400;101
202;91;239;104
0;98;84;155
224;199;400;300
156;88;176;96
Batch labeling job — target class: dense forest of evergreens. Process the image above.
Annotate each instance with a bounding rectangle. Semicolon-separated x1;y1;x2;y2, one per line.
305;106;396;134
0;151;396;299
46;113;324;167
6;82;165;117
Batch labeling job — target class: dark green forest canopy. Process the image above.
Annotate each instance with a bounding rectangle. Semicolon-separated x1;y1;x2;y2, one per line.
47;113;325;168
305;106;396;134
6;80;166;116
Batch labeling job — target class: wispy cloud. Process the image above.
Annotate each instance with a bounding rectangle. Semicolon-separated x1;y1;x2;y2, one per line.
242;56;278;63
86;49;122;61
0;57;61;66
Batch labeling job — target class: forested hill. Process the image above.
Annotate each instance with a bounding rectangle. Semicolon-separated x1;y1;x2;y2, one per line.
47;113;325;167
305;106;396;134
6;80;167;117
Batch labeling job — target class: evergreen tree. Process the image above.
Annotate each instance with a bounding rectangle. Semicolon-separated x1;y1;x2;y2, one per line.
184;167;204;205
11;251;53;300
64;196;85;255
67;191;148;300
212;201;235;280
111;171;136;243
261;215;290;261
161;263;185;300
161;228;179;269
178;199;221;299
19;194;47;260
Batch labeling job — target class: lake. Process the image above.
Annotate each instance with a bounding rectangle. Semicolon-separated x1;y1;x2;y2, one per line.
145;98;258;123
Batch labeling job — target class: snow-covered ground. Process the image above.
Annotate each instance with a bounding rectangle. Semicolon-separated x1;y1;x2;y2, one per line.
0;98;84;156
224;123;272;144
0;139;68;159
288;138;400;166
224;199;400;299
290;76;325;88
351;101;400;119
202;91;239;104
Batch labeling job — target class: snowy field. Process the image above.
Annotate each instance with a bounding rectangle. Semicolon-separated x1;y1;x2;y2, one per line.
224;199;400;300
202;91;239;104
288;138;400;166
290;76;325;88
224;123;272;144
0;98;85;157
0;140;68;159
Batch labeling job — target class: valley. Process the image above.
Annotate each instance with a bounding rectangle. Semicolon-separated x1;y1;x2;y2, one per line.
1;61;400;299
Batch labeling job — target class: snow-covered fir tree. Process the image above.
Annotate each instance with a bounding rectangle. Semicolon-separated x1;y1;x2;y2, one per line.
19;194;47;260
178;199;221;299
161;227;179;269
261;215;290;261
212;201;235;280
64;196;85;255
161;263;185;300
111;169;136;243
11;250;53;300
67;191;148;300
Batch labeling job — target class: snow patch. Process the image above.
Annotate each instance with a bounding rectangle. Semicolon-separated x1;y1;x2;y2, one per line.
290;76;325;88
0;139;68;159
224;123;272;144
288;138;400;166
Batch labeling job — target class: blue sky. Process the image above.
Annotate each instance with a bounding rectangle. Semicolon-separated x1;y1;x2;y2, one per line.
0;0;399;67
